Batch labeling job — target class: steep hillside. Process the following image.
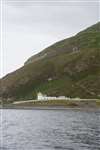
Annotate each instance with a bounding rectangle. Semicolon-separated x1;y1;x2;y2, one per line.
25;22;100;65
0;22;100;102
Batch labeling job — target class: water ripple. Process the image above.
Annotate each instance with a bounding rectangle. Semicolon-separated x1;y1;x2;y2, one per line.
0;109;100;150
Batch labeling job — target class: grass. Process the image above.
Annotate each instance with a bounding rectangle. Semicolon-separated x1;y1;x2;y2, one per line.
0;22;100;101
11;99;100;108
96;100;100;106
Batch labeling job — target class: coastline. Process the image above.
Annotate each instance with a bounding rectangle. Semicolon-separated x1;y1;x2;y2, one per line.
0;99;100;110
0;105;100;111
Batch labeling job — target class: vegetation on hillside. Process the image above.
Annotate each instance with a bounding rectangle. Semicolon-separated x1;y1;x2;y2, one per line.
0;22;100;101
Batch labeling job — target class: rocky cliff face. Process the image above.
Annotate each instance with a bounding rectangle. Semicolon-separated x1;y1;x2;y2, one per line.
0;22;100;101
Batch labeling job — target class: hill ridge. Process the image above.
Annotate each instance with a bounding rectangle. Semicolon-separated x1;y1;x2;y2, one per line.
0;22;100;102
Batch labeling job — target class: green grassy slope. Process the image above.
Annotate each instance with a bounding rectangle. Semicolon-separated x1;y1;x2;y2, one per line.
0;22;100;101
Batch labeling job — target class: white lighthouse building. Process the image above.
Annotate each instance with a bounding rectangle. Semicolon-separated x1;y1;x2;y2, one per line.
37;92;46;100
37;92;70;100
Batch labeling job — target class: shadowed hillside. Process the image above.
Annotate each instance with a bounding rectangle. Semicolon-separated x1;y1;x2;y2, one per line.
0;22;100;102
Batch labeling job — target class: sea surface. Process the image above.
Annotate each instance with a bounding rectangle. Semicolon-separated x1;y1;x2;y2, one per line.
0;108;100;150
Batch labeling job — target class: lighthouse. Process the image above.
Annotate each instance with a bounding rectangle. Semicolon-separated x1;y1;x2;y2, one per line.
37;92;44;100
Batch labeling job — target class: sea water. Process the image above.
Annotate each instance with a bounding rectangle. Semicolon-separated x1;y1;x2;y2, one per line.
0;108;100;150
